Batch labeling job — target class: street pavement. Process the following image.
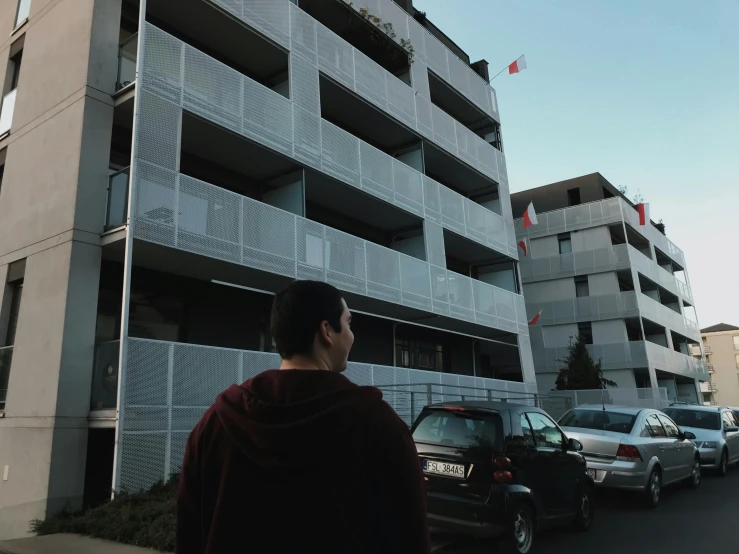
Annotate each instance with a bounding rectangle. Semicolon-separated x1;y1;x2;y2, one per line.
434;466;739;554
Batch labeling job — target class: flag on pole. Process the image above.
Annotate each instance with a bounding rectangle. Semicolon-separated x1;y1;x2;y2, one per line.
518;238;528;256
637;203;650;226
528;310;543;326
522;202;538;229
508;55;527;75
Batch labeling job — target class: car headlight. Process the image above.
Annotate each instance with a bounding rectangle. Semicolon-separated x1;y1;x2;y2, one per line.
701;441;718;449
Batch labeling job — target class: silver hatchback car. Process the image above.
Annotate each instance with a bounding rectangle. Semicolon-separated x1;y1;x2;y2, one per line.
559;405;700;508
662;405;739;476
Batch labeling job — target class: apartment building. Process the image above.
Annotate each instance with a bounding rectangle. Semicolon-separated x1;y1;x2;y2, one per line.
691;324;739;406
0;0;536;537
512;174;708;401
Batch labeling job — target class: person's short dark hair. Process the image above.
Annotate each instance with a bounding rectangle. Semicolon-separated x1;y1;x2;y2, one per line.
270;280;345;359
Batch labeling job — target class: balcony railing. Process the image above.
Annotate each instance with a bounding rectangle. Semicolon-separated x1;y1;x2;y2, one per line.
700;381;718;393
0;89;17;136
519;244;631;283
115;337;535;490
629;245;692;302
91;341;120;410
636;293;700;341
526;291;640;326
117;34;138;91
0;346;13;411
534;339;709;380
138;23;516;258
105;167;130;231
134;166;529;335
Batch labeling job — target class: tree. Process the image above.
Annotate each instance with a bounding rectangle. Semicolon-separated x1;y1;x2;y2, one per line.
555;336;617;390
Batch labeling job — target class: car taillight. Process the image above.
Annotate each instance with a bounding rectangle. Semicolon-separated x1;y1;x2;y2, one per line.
494;456;511;469
616;444;643;462
494;470;513;483
443;407;465;412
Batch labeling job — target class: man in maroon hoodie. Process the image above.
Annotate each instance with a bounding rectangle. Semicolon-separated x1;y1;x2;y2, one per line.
176;280;430;553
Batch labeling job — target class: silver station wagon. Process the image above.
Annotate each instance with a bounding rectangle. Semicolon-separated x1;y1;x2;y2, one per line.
559;405;700;508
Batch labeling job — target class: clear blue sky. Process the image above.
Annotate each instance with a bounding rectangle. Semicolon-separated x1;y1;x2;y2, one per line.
415;0;739;329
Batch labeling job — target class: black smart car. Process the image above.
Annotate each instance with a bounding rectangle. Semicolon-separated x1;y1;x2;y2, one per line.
411;401;594;554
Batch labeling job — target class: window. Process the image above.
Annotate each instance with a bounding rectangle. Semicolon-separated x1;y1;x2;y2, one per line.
520;414;535;447
8;51;22;92
558;233;572;254
5;280;23;346
734;336;739;350
412;410;503;450
567;187;581;206
559;408;637;434
396;340;444;372
575;276;589;298
663;408;720;430
526;412;564;449
657;415;681;438
578;322;593;345
15;0;31;29
722;411;738;429
645;414;666;437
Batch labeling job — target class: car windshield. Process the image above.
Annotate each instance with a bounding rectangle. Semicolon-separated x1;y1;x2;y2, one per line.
559;409;636;434
412;409;503;451
663;409;721;430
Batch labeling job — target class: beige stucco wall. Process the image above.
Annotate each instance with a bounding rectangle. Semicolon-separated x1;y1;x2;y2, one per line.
704;331;739;407
0;0;121;539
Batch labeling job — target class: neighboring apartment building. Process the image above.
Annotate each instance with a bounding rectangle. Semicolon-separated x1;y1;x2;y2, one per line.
692;324;739;407
512;174;708;401
0;0;535;537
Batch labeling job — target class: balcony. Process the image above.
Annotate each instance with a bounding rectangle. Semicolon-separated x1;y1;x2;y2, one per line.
133;165;529;336
708;364;714;373
690;344;707;357
533;340;708;380
637;292;700;342
0;89;17;136
115;337;534;490
526;291;640;326
117;34;137;91
0;346;12;411
519;244;631;283
700;381;717;393
105;168;130;231
90;341;120;411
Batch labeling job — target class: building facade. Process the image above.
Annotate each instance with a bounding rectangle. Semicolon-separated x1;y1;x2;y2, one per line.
0;0;535;537
512;174;708;401
692;324;739;407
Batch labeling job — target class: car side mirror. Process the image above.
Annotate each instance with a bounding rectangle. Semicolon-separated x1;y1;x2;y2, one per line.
568;438;583;452
725;426;739;433
683;431;696;440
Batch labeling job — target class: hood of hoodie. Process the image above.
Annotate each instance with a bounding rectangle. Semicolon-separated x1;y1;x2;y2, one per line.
215;369;384;468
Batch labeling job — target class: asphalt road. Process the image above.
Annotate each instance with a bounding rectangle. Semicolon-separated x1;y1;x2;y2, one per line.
434;466;739;554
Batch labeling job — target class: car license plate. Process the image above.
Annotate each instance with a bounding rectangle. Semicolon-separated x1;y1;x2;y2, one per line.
423;459;465;478
586;468;596;479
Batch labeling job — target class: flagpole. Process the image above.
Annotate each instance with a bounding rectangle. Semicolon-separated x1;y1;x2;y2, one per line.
490;54;525;82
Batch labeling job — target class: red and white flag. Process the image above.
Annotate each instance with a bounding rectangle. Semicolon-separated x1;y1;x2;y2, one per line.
637;202;650;226
522;202;538;229
528;310;543;326
518;237;528;256
508;55;527;75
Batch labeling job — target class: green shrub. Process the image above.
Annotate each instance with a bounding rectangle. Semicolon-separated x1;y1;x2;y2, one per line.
30;475;179;552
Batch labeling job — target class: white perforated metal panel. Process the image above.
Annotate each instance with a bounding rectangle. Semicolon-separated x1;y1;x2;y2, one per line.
365;241;401;304
399;254;432;311
137;91;181;171
386;75;416;128
429;265;450;316
447;53;470;100
140;24;183;104
392;159;424;216
133;161;177;247
292;105;322;169
359;141;394;202
424;221;445;268
422;176;441;224
431;104;457;154
439;185;465;235
290;53;320;115
242;197;297;277
414;94;433;139
410;60;430;100
424;33;449;81
354;49;388;110
321;120;360;187
290;4;318;63
242;0;290;48
317;24;355;89
243;78;294;157
325;227;366;294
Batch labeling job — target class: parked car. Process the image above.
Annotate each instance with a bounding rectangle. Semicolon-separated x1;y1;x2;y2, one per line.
662;405;739;476
559;405;700;508
411;401;594;554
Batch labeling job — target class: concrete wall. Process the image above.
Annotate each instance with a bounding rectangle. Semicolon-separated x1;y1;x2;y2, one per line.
703;332;739;406
0;0;119;538
542;324;578;348
523;278;575;303
530;235;559;258
592;319;628;344
570;226;611;252
588;272;619;295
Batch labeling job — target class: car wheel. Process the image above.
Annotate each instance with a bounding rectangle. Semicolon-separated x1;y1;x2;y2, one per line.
571;484;595;531
718;450;728;477
643;468;661;509
686;457;701;489
497;503;534;554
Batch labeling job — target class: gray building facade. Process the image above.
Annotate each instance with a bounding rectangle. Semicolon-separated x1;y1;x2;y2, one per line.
0;0;535;537
512;174;708;400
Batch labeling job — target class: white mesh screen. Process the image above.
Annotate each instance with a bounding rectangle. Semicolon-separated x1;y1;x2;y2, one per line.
137;91;181;171
379;0;409;42
424;33;449;80
211;0;242;18
242;0;290;48
325;227;366;294
141;24;183;104
464;200;487;244
386;74;416;128
290;4;318;63
399;254;432;311
321;120;360;187
243;78;294;157
392;159;424;216
184;46;242;133
477;139;498;181
411;61;430;100
454;121;478;168
172;343;240;406
447;53;470;100
365;242;401;304
133;161;176;246
354;49;388;110
119;433;167;491
242;197;297;277
296;217;327;281
292;105;322;169
429;265;450;316
344;362;373;387
439;185;466;234
424;221;446;268
317;24;355;89
423;176;441;223
431;104;457;154
485;210;507;252
407;18;427;63
447;272;474;321
414;94;433;139
359;141;394;202
178;175;242;264
290;53;320;115
471;280;496;327
468;75;490;115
